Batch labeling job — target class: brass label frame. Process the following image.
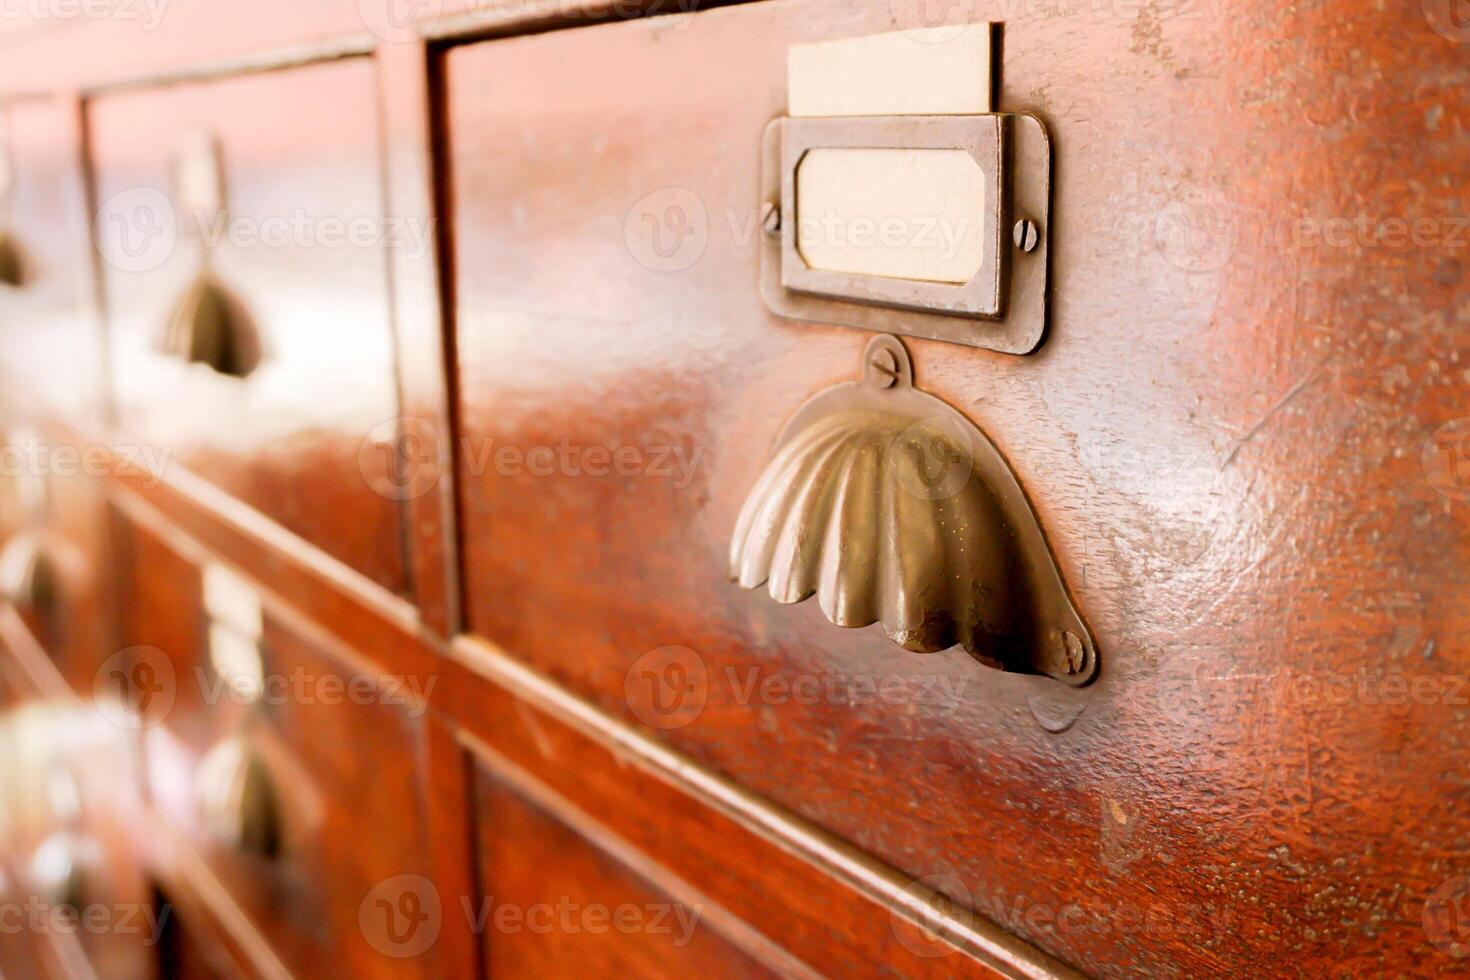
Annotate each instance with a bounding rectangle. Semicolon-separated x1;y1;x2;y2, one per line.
760;112;1053;355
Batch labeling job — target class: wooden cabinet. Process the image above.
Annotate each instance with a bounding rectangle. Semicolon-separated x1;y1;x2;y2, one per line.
1;1;1467;976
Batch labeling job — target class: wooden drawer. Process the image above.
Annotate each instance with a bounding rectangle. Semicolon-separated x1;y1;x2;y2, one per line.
0;704;154;980
0;432;108;692
89;60;409;595
469;757;783;978
443;6;1470;977
113;510;437;978
33;463;111;693
0;95;98;422
148;883;253;980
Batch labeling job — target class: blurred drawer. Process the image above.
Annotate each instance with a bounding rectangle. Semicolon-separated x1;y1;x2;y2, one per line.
89;59;409;595
0;431;109;693
113;512;436;978
148;882;253;980
38;463;112;693
0;703;154;980
469;757;783;978
0;95;99;422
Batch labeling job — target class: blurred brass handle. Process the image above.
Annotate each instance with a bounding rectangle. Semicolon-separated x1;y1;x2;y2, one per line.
28;831;99;911
0;229;25;287
0;530;55;614
195;736;280;858
161;274;261;378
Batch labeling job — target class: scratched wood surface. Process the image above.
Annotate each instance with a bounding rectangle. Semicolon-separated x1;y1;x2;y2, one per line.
0;0;1465;976
443;2;1470;975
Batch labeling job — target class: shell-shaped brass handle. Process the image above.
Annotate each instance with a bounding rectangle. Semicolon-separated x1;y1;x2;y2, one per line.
195;736;279;857
731;334;1098;685
161;274;261;378
0;530;55;614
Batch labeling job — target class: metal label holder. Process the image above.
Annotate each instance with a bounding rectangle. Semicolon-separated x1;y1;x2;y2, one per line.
760;112;1053;355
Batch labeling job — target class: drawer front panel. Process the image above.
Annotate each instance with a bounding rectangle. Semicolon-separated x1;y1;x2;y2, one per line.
39;464;111;693
0;435;110;694
0;96;98;422
0;704;154;980
90;60;408;594
114;512;435;978
472;759;782;978
444;5;1470;976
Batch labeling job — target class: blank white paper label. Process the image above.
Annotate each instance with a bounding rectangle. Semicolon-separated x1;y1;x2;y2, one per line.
202;562;262;639
209;622;264;702
795;148;986;284
788;24;994;118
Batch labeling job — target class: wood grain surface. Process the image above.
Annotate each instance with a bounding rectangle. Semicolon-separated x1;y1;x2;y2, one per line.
0;0;1465;976
441;3;1470;975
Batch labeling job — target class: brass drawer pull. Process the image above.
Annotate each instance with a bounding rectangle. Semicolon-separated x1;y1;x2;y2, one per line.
731;334;1096;685
0;134;22;287
159;130;260;378
0;529;55;614
0;230;24;287
161;273;260;378
195;736;280;858
27;830;99;911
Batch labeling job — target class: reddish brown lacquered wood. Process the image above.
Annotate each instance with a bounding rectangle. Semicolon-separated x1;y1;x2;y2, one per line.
0;0;734;98
375;41;462;636
419;714;482;978
446;641;1033;978
443;4;1470;976
71;425;1041;976
472;758;784;978
87;58;410;596
111;509;439;979
39;465;113;695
